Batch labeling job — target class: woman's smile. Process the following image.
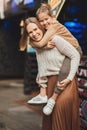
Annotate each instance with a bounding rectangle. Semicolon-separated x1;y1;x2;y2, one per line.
26;23;43;41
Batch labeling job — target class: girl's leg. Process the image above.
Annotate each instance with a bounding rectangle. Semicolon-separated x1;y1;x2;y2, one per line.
51;92;58;101
40;87;47;96
43;92;58;115
27;87;48;104
58;57;70;82
27;76;48;104
39;76;48;96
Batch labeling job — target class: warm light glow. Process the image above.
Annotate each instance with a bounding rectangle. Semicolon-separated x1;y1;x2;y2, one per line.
0;0;10;19
20;20;24;27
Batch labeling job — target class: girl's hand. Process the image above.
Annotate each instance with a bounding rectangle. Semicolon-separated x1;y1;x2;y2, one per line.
36;77;39;84
57;79;71;90
44;41;55;49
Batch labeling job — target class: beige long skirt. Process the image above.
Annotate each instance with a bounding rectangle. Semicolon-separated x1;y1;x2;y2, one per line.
42;76;80;130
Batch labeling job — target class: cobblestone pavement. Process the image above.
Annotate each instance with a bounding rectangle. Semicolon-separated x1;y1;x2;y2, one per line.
0;79;42;130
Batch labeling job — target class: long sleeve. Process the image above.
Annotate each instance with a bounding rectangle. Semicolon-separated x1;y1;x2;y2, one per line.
31;23;58;48
52;35;80;81
31;21;80;50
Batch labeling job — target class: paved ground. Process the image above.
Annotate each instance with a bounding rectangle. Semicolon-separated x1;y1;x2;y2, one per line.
0;79;42;130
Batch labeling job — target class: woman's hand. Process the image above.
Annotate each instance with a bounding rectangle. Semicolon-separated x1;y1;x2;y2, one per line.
57;79;71;90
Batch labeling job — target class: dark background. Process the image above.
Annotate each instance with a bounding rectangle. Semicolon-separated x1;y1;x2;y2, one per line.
0;0;87;78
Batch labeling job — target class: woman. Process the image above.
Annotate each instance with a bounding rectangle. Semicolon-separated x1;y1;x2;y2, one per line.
19;17;80;130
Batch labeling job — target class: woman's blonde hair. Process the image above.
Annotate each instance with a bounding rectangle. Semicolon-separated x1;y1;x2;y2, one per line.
36;3;53;20
19;17;44;51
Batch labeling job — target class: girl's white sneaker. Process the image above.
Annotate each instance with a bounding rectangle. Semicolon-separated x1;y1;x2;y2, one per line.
27;94;48;104
43;98;55;115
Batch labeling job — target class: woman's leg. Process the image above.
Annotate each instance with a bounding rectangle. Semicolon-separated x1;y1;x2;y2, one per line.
52;77;80;130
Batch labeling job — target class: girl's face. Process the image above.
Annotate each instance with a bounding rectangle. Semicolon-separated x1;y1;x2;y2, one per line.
38;13;53;30
26;23;43;42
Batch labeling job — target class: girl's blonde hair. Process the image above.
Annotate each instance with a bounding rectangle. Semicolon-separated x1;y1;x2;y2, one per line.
36;3;54;20
19;17;44;51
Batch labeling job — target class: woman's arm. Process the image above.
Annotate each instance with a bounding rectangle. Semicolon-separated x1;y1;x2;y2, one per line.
52;35;80;81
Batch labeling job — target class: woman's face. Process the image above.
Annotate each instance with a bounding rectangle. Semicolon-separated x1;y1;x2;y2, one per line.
26;22;43;42
38;13;53;30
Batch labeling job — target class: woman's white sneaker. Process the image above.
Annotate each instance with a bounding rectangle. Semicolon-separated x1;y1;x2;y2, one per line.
43;98;55;115
27;94;48;104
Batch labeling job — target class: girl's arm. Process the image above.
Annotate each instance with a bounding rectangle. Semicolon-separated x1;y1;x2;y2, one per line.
31;23;58;48
52;35;80;81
